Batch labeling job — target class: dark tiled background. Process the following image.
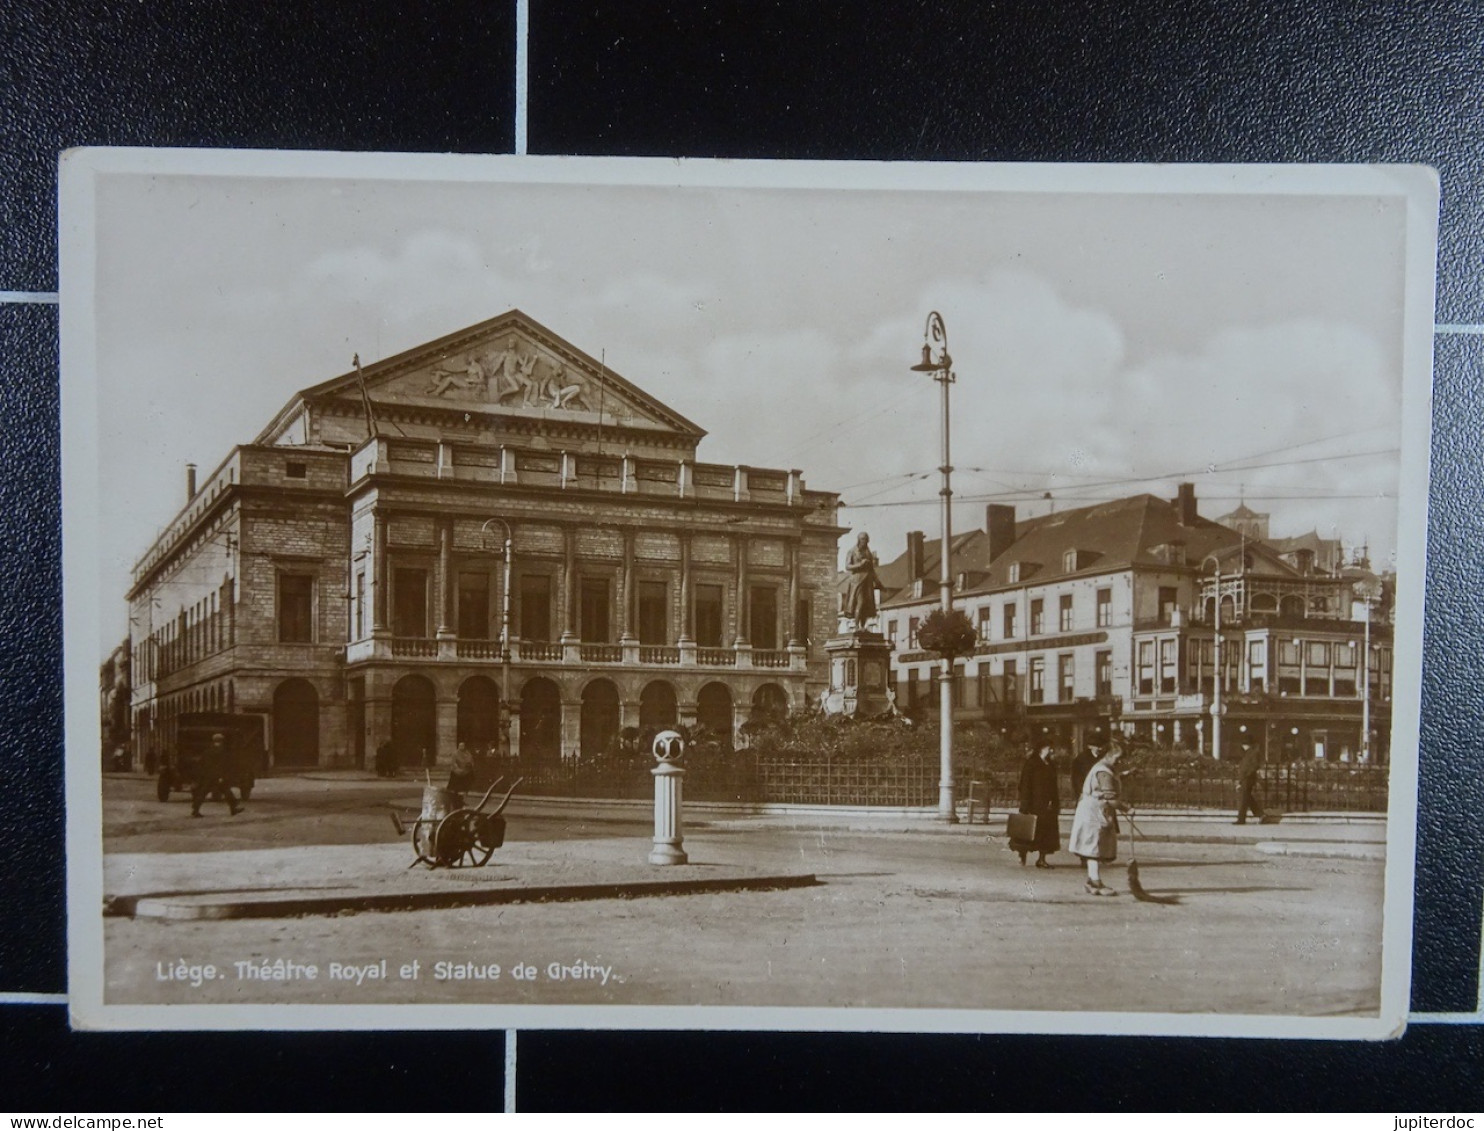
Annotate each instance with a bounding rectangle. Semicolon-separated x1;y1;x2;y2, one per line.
2;0;1480;1110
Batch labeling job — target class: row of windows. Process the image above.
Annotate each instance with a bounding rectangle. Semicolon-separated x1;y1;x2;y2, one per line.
341;568;807;650
901;651;1116;707
887;586;1129;649
139;581;234;681
1162;635;1392;699
897;635;1392;705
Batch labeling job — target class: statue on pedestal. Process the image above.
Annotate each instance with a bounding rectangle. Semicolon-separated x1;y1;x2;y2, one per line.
842;531;882;632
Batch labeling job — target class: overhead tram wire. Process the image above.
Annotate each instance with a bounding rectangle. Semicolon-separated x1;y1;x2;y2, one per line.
845;489;1397;511
839;444;1401;511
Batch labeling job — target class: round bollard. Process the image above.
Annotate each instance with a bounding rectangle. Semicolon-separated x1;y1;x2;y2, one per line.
649;729;688;865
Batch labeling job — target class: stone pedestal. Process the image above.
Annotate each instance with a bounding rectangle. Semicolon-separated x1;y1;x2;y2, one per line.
824;630;894;717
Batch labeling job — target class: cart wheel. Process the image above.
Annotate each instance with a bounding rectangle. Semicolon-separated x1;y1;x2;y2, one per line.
434;812;474;868
463;816;498;867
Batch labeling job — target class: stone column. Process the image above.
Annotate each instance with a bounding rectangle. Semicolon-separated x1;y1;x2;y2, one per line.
678;534;694;645
788;539;803;647
561;526;577;643
226;576;237;647
365;672;394;763
620;528;636;644
560;699;583;761
435;694;458;767
372;510;389;635
734;533;749;646
437;518;455;641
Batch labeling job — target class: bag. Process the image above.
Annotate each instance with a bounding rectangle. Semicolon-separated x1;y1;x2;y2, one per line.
1006;812;1039;847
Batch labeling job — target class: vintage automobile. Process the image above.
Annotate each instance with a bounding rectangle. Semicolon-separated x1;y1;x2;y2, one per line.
156;711;265;803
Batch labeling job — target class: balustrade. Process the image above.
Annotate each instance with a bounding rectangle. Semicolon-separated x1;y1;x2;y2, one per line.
362;638;778;668
456;639;502;660
579;643;623;663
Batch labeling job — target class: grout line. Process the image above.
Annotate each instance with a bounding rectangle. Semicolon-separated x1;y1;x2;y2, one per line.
1436;324;1484;335
504;1027;518;1112
515;0;528;155
0;291;58;304
0;992;67;1005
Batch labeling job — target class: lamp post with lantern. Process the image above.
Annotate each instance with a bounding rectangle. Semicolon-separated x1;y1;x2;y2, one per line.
481;517;515;757
910;311;958;822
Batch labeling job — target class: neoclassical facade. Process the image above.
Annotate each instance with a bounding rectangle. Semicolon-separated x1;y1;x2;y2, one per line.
127;311;843;769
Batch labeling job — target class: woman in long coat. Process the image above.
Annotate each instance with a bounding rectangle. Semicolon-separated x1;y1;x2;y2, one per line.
1068;742;1132;896
1015;742;1061;867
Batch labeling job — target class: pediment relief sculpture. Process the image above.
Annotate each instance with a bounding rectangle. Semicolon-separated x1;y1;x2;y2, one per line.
424;335;595;413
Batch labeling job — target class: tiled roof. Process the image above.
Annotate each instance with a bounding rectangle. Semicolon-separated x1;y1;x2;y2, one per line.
877;493;1302;609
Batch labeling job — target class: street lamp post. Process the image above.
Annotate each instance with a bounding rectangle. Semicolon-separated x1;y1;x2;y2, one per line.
1203;554;1223;762
910;311;957;822
1360;593;1374;764
482;518;515;757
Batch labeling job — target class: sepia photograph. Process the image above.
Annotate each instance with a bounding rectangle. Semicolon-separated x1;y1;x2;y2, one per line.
61;152;1436;1036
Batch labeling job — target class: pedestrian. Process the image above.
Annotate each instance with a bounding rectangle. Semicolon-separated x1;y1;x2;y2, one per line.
191;731;243;818
448;742;476;794
1071;732;1102;798
1234;740;1266;825
1015;740;1061;868
374;738;396;777
1068;740;1132;896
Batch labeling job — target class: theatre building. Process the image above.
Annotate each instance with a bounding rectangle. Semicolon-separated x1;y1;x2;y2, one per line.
876;485;1393;763
126;310;843;770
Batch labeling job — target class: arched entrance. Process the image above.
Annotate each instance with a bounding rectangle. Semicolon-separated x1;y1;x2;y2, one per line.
457;675;501;753
391;674;437;767
519;677;561;762
751;682;789;724
580;679;621;758
696;682;734;749
273;678;320;767
639;680;678;732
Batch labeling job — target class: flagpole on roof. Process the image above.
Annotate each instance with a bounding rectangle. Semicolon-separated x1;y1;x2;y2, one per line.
597;350;606;455
354;353;380;440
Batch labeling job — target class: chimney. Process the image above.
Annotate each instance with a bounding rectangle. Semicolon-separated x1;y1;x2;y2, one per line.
986;504;1017;561
907;530;925;581
186;463;198;500
1176;482;1197;526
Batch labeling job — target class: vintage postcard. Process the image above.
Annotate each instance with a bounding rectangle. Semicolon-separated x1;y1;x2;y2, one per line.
61;152;1436;1035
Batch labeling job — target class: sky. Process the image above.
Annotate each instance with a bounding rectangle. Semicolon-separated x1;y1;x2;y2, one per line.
88;160;1421;650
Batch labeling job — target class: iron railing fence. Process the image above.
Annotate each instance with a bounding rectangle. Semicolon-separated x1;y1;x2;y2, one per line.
491;755;1388;812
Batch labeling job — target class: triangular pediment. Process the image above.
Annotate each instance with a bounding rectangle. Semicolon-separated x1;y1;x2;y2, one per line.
262;310;706;445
